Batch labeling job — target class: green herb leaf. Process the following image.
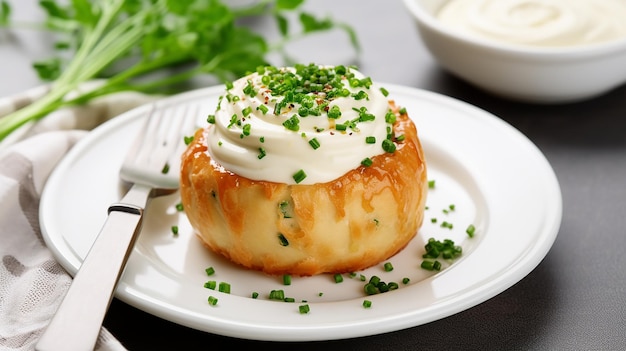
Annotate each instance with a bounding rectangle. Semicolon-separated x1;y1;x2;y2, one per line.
0;0;360;141
0;0;11;26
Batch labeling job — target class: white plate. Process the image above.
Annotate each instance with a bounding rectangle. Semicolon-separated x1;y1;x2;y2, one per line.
40;85;562;341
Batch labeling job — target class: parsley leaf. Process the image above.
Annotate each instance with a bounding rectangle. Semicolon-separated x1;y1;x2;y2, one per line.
0;0;359;141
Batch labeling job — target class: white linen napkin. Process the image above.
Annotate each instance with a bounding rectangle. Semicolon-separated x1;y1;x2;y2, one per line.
0;87;158;351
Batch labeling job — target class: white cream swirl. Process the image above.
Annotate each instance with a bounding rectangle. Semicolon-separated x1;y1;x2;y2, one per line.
437;0;626;47
206;65;393;185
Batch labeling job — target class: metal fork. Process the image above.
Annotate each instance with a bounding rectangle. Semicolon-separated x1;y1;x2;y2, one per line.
36;104;197;351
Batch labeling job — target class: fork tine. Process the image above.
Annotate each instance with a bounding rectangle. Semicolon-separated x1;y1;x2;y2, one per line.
125;103;197;174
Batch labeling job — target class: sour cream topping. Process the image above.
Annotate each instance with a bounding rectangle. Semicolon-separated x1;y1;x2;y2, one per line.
437;0;626;47
206;64;394;185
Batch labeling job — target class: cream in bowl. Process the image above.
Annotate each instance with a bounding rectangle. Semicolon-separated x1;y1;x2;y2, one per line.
438;0;626;48
403;0;626;103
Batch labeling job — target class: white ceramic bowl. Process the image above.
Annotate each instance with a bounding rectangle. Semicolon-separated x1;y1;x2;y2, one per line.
402;0;626;104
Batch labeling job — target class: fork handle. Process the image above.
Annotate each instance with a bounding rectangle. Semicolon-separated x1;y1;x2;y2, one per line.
36;184;152;351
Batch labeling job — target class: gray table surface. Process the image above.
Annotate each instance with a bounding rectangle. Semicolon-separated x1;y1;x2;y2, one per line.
2;1;625;350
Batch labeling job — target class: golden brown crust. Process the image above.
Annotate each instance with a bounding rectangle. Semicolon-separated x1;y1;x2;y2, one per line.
180;101;428;276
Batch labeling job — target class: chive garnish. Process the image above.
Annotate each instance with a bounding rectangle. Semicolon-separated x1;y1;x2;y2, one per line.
308;138;321;149
382;139;396;153
278;233;289;246
383;262;394;272
218;282;231;293
293;169;307;183
258;147;266;159
299;304;310;314
242;106;252;117
257;104;269;114
269;289;285;300
466;224;476;238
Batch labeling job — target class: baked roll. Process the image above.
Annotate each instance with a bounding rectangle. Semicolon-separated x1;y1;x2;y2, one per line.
180;64;427;276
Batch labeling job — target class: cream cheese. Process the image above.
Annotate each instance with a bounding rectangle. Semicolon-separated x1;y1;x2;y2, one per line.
437;0;626;47
206;64;393;185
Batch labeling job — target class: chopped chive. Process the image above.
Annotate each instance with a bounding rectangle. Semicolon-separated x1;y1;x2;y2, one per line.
361;157;373;167
279;201;292;218
161;163;170;174
251;292;259;299
269;289;285;300
284;297;295;303
402;277;410;284
277;233;289;246
171;225;178;236
365;136;376;144
282;115;300;131
175;202;184;211
258;147;266;159
385;111;396;124
441;221;453;229
283;274;292;286
242;123;251;136
293;169;307;183
204;280;216;290
184;135;194;145
421;260;441;271
299;304;310;314
363;300;372;308
242;106;252;117
205;267;215;276
428;180;436;189
352;90;369;100
334;274;344;283
257;104;269;114
382;139;396;153
207;296;218;306
308;138;321;149
466;224;476;238
218;282;231;294
327;105;342;119
228;114;238;128
364;283;378;295
380;87;389;97
383;262;394;272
